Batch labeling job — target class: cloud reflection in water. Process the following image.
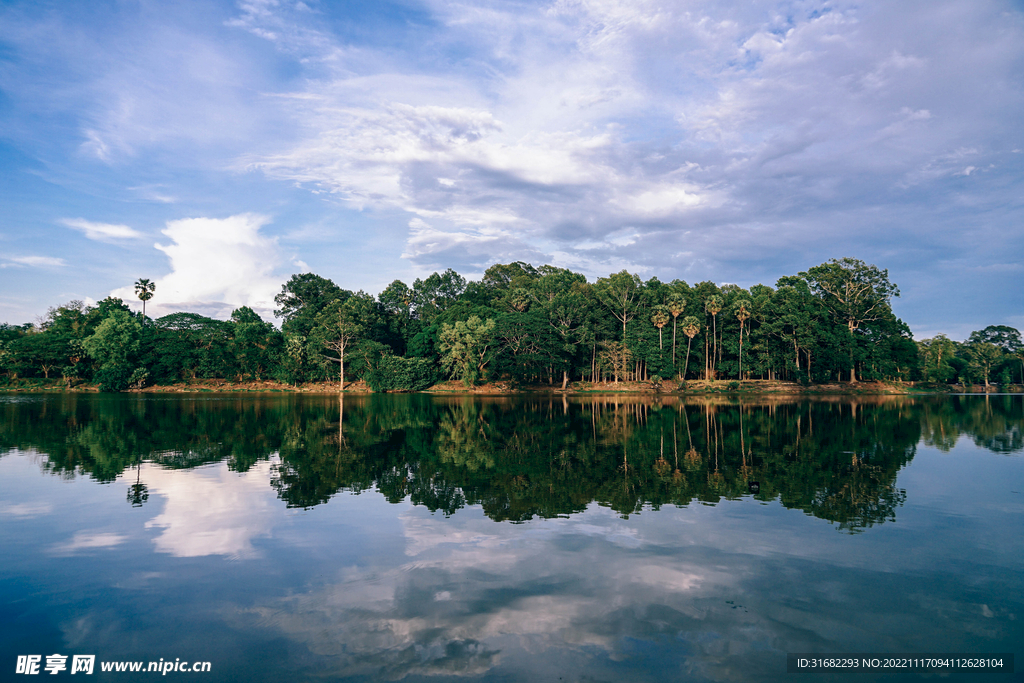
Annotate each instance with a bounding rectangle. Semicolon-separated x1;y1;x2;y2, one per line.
144;459;280;558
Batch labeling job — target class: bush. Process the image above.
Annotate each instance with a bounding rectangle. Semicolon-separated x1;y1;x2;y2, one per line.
366;355;439;392
727;380;740;391
128;368;150;390
94;366;132;392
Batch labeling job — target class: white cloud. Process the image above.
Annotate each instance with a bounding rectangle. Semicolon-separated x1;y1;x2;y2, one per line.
2;256;67;268
224;0;1024;283
0;0;1021;332
50;531;127;555
61;218;142;241
110;213;286;320
0;502;53;517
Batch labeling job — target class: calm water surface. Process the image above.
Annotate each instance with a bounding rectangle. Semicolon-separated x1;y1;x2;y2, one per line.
1;393;1021;682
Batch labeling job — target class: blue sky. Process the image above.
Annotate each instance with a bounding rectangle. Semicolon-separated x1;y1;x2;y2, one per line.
1;0;1022;339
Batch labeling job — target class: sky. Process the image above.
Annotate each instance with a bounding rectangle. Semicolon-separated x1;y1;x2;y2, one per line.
1;0;1022;340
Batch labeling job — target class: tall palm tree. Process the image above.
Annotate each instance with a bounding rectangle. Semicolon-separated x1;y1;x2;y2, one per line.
667;295;686;367
734;300;751;379
650;305;671;350
704;296;722;379
134;278;156;323
680;316;701;381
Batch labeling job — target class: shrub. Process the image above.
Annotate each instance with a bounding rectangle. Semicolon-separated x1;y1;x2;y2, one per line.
94;366;132;392
366;355;439;392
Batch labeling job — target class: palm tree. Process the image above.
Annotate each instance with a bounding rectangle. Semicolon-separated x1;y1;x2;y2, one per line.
704;295;722;379
650;305;671;350
667;295;686;366
680;316;701;381
127;458;148;507
134;278;156;323
734;299;751;379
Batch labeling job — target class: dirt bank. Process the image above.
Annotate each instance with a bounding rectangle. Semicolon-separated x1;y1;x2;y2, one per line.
5;377;1001;395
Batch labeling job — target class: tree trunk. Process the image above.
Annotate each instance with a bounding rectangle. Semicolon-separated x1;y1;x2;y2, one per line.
591;342;596;382
672;318;677;368
561;370;568;390
848;321;858;383
683;337;692;381
738;323;743;379
704;332;709;380
712;314;717;378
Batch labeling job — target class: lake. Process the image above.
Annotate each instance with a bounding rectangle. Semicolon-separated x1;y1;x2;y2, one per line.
1;393;1021;681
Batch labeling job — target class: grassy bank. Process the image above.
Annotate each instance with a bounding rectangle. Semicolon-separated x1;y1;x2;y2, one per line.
5;377;1020;395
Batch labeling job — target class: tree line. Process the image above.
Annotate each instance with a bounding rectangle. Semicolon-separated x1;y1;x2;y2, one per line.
0;258;1021;391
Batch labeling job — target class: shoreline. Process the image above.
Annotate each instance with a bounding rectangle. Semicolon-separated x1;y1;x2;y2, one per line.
2;378;1021;396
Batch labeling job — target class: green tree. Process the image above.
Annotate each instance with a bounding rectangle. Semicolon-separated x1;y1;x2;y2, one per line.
965;342;1003;387
82;310;143;391
680;316;700;381
704;295;723;379
376;279;415;355
134;278;156;323
229;307;281;381
598;340;632;383
801;258;900;382
542;282;593;389
365;355;438;392
311;299;365;389
507;288;533;313
379;280;413;318
650;305;671;350
481;261;540;291
734;299;751;379
274;273;345;337
968;326;1022;384
533;267;588;303
413;269;467;323
439;315;496;386
667;294;686;368
917;335;959;383
967;325;1023;353
595;271;643;343
764;280;832;382
492;310;558;384
151;313;232;381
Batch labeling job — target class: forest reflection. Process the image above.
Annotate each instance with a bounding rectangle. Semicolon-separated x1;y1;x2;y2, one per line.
2;393;1020;531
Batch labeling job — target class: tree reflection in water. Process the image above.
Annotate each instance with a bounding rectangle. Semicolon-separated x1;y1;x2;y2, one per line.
2;393;1020;531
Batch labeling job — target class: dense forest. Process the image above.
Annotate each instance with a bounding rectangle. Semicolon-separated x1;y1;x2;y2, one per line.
1;257;1021;391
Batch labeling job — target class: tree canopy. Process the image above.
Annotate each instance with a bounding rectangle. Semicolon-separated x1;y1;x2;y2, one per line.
3;257;1016;392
